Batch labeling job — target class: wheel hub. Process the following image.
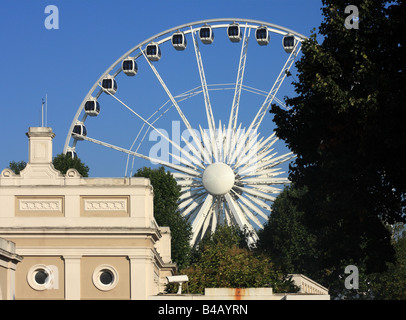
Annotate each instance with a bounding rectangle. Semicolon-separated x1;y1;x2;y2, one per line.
202;163;235;195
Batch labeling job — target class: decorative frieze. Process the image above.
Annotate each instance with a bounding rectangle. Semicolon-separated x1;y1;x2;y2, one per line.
81;196;129;217
84;200;126;211
20;200;61;211
15;196;64;217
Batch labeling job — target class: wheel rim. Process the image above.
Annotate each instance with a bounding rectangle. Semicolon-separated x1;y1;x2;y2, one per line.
64;18;307;248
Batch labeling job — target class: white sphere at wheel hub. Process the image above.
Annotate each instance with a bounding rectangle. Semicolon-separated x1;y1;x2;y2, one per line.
202;163;235;195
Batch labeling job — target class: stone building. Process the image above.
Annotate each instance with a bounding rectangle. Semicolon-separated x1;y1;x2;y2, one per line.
0;238;22;299
0;126;329;300
0;127;175;299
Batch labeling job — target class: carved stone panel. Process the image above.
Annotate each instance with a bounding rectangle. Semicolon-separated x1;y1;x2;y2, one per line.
15;196;64;217
80;196;130;217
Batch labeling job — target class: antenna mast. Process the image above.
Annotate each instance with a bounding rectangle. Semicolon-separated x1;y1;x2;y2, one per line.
45;94;48;127
41;94;48;127
41;98;44;127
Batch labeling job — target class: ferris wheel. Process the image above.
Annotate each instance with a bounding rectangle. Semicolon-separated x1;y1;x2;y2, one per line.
64;18;307;248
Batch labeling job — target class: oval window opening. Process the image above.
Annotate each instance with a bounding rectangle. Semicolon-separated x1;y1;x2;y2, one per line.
100;270;114;285
34;269;48;285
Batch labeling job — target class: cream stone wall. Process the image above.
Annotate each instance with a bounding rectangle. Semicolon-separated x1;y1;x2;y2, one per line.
0;268;6;299
149;287;330;300
15;256;65;300
80;256;130;300
0;238;23;300
288;274;329;295
0;127;176;300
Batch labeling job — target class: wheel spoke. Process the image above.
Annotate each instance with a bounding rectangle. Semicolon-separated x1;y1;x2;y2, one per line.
99;84;205;170
190;194;213;245
247;40;301;133
232;193;265;228
224;24;250;163
191;28;222;163
74;133;201;177
228;24;250;131
140;47;208;165
224;193;259;244
191;28;216;135
125;86;208;176
180;192;207;218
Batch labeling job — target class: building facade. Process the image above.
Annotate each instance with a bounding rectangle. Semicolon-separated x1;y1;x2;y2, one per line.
0;238;23;299
0;126;329;300
0;127;175;300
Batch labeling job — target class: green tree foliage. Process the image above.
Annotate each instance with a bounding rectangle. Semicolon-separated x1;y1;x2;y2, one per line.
332;224;406;299
179;225;297;294
134;166;192;269
369;224;406;299
258;185;319;277
270;0;406;283
8;154;89;177
52;153;89;177
8;160;27;174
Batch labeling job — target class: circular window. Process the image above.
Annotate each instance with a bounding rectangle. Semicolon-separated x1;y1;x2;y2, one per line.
99;270;114;285
92;265;119;291
34;269;49;285
27;264;55;291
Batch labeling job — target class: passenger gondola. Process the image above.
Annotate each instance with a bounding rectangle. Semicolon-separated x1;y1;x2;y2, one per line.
172;31;187;50
122;57;138;76
66;147;78;159
283;35;296;53
72;121;87;140
255;26;270;46
146;42;161;61
227;23;241;42
199;25;214;44
84;97;100;117
101;76;117;95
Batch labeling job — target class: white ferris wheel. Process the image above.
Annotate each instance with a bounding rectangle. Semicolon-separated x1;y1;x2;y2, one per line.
64;18;307;249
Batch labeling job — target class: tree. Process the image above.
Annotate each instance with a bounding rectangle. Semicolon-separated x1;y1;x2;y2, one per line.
368;224;406;299
270;0;406;283
331;224;406;299
133;166;192;269
8;160;27;174
52;153;89;177
8;153;89;177
179;225;297;294
258;185;319;278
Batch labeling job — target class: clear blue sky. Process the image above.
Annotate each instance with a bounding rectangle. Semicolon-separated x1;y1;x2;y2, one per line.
0;0;324;177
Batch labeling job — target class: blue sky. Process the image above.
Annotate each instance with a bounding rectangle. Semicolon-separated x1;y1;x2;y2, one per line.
0;0;324;177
